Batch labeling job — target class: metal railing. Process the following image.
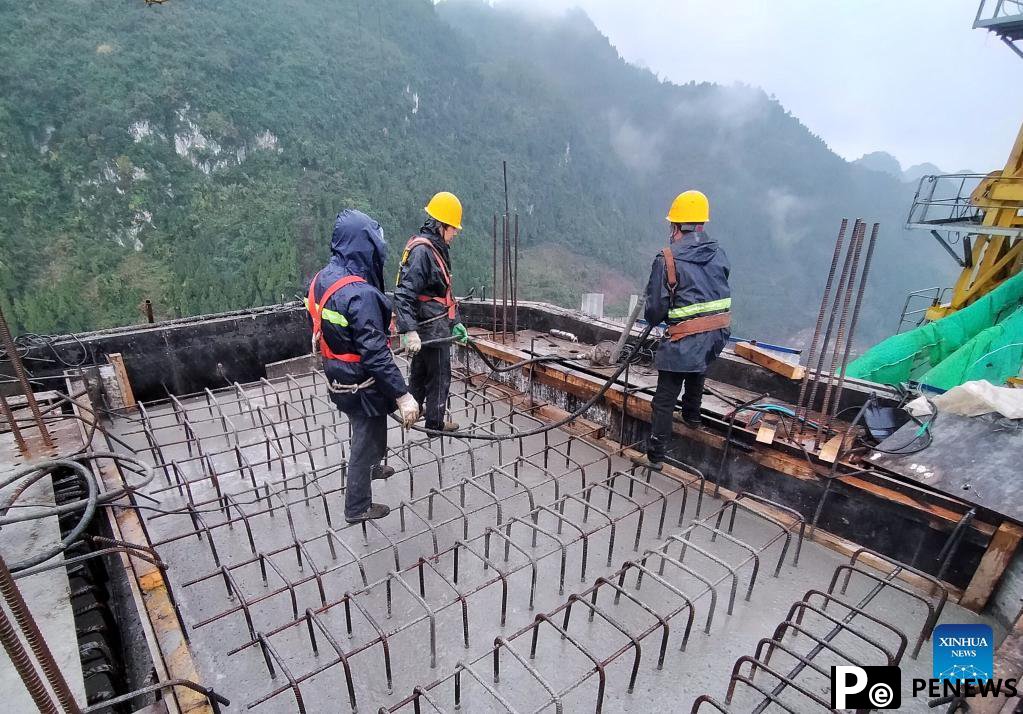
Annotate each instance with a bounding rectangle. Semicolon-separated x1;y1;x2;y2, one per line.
906;173;1023;238
896;287;950;333
974;0;1023;31
975;0;1023;54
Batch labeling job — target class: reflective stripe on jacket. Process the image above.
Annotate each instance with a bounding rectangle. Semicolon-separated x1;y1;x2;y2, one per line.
644;229;732;373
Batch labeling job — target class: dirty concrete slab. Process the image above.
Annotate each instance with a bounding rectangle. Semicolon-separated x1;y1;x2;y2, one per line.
104;371;999;713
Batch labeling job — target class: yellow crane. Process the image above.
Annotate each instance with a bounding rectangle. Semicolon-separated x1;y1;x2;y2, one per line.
907;1;1023;321
848;2;1023;389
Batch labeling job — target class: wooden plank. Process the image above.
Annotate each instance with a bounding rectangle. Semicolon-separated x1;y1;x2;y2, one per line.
961;522;1023;611
755;417;778;445
469;337;996;537
107;353;136;409
734;342;805;380
818;435;844;463
468;356;972;600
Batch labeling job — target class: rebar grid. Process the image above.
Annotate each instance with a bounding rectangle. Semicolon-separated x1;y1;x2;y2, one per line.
101;355;826;714
377;491;806;714
692;547;949;713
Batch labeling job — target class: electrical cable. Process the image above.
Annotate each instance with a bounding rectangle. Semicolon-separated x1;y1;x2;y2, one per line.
745;403;823;432
1;332;94;370
855;393;937;456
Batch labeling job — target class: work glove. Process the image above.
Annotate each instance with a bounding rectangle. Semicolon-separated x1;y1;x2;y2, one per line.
451;322;469;345
400;331;422;355
396;393;420;428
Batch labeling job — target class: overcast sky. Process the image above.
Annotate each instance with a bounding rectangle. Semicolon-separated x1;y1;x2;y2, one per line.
497;0;1023;172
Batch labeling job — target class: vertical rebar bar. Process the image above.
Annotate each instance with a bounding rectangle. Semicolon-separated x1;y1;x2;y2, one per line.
0;603;59;714
502;160;509;217
815;221;866;449
144;299;155;324
793;219;848;437
0;555;81;713
823;222;879;436
0;392;28;455
513;213;519;339
502;214;509;344
492;213;498;338
801;219;861;444
0;307;51;448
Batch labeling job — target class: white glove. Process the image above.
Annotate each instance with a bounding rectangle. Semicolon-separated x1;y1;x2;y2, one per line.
396;393;420;428
401;331;422;355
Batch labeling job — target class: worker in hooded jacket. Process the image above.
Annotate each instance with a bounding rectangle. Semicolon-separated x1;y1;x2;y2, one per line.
634;190;731;470
393;191;470;433
307;209;420;523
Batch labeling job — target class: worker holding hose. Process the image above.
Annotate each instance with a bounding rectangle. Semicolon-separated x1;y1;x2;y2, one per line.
634;190;731;470
307;209;420;523
393;191;470;433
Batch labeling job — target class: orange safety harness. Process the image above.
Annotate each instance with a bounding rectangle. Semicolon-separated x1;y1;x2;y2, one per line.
403;236;457;320
660;245;731;341
306;272;365;362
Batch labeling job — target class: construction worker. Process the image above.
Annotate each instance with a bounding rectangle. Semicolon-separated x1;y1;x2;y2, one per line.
393;191;470;432
635;190;731;470
307;209;420;523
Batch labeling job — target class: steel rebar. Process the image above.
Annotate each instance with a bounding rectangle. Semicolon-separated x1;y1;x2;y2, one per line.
815;220;866;449
492;213;498;338
513;213;519;338
822;222;879;436
0;555;81;713
0;306;51;447
802;219;861;449
0;391;28;455
794;219;848;437
96;353;836;714
0;601;60;714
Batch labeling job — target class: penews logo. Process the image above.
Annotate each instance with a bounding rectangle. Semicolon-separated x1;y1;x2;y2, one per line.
831;666;901;709
933;624;994;683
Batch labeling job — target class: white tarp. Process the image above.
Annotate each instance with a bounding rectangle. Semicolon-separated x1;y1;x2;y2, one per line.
906;380;1023;419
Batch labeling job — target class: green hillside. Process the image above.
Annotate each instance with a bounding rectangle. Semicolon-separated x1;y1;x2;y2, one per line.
0;0;955;343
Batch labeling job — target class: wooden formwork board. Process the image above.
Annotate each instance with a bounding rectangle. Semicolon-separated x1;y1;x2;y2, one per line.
465;337;1020;610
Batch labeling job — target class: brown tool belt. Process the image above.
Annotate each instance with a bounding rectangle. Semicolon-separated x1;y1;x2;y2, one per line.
665;312;731;341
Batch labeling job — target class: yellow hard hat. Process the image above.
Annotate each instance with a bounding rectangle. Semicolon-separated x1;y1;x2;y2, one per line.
666;190;710;224
424;191;463;230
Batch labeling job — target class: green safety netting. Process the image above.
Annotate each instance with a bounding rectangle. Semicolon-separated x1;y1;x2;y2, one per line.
846;270;1023;390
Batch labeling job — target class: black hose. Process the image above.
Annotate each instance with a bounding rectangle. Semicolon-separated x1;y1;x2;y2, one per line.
0;453;154;525
395;335;563;374
0;453;155;571
0;460;98;572
398;323;655;440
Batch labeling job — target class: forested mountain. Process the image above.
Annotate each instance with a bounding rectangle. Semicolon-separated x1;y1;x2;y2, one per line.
0;0;955;344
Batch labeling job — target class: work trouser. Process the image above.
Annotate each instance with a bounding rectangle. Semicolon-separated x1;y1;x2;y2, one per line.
409;345;452;429
344;412;388;518
647;370;706;461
